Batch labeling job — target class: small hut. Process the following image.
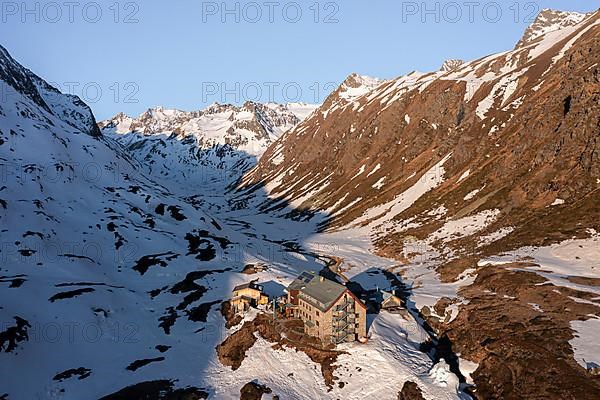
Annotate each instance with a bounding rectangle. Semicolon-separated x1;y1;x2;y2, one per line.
380;290;403;313
231;282;269;313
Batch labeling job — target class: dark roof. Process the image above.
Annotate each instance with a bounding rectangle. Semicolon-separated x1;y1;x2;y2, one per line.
287;271;317;291
233;282;263;292
299;276;348;312
287;272;367;312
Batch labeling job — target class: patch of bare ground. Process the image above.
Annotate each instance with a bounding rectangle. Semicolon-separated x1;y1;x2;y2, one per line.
220;300;242;329
240;263;267;274
239;381;272;400
398;381;425;400
216;313;344;388
430;264;600;400
566;276;600;286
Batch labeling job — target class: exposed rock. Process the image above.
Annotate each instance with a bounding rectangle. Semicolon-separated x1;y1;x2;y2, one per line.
241;263;268;274
0;317;30;353
433;265;600;400
440;59;464;72
53;367;91;382
239;381;272;400
125;357;165;372
220;300;243;329
216;313;343;388
398;381;425;400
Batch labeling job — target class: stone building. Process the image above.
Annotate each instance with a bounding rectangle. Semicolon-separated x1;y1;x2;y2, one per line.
285;271;367;344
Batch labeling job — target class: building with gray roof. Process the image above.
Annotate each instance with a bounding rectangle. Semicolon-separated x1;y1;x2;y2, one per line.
285;272;367;344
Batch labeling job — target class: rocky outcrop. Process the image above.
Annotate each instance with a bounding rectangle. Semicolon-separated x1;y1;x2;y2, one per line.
239;382;272;400
434;265;600;399
398;381;425;400
440;59;464;72
0;45;101;137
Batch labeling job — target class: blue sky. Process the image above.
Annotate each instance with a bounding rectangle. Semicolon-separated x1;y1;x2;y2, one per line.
1;0;596;120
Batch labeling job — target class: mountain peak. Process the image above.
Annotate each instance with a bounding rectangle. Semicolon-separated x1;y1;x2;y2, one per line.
516;9;590;48
342;73;381;89
113;111;129;120
336;73;384;102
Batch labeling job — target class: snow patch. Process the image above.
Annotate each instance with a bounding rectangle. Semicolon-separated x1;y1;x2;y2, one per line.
570;318;600;370
457;169;470;183
352;165;366;180
367;163;381;177
372;177;386;190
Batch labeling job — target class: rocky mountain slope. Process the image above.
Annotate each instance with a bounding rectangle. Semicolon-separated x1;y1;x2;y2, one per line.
243;8;600;253
0;46;101;138
99;102;317;193
240;9;600;399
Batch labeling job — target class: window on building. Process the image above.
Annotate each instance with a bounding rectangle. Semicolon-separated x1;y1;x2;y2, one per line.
316;311;319;316
316;321;319;327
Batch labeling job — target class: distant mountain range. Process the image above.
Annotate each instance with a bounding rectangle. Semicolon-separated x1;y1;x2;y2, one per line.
98;102;317;192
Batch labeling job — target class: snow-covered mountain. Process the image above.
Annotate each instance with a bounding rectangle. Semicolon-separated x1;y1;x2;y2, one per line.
99;102;317;193
244;9;600;233
0;46;101;138
0;43;249;397
320;73;386;114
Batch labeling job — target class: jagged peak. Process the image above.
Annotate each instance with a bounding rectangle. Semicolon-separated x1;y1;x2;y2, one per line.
516;8;591;48
341;73;382;89
112;111;130;120
145;106;184;116
440;59;465;72
332;73;384;104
